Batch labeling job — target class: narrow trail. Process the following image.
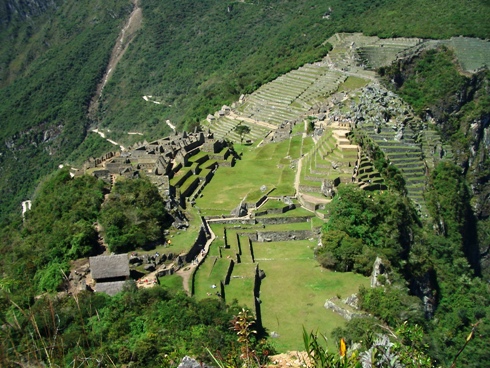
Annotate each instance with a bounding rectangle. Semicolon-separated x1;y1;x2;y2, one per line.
88;0;142;120
176;223;216;294
92;129;125;151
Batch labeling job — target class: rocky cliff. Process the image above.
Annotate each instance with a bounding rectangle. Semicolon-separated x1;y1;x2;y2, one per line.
0;0;57;26
382;48;490;277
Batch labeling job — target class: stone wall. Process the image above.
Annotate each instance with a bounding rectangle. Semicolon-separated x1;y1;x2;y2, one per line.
253;264;264;333
224;259;235;285
184;225;208;263
257;216;311;225
206;217;257;225
298;184;321;193
241;229;316;242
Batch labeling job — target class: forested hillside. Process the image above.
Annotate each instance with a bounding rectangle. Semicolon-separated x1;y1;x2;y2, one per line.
1;0;490;366
0;0;131;220
1;0;489;222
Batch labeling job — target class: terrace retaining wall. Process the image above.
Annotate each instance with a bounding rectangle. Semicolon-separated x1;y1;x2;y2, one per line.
257;216;312;225
241;229;316;242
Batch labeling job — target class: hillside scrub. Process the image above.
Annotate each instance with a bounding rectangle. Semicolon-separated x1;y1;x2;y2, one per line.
0;287;269;367
0;0;132;223
379;48;469;118
327;162;490;367
318;185;416;275
0;169;106;300
99;177;171;253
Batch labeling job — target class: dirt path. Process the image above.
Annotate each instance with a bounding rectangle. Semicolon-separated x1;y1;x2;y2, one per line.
294;153;303;196
88;0;142;119
176;222;216;294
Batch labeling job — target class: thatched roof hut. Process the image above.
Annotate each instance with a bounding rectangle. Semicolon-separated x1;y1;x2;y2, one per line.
89;254;130;281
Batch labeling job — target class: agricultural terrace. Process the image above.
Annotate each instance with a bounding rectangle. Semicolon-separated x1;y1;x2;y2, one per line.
192;212;370;351
145;33;488;353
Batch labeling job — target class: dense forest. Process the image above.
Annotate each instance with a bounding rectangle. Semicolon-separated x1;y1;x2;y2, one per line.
1;0;490;366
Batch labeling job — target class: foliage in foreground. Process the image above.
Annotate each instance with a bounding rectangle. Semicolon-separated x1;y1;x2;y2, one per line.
0;286;254;367
320;162;490;367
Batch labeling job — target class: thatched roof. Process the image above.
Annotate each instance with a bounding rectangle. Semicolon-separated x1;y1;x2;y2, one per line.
89;254;130;280
95;281;128;296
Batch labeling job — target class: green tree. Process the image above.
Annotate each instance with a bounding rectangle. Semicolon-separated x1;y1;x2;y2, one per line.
234;125;251;144
99;177;170;253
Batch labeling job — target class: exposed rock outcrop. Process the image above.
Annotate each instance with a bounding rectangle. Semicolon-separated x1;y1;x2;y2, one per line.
1;0;57;26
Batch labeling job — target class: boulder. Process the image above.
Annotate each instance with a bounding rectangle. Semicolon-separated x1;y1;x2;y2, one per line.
178;356;212;368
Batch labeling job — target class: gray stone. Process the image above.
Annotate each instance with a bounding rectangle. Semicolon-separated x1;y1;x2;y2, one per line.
178;356;213;368
370;256;390;288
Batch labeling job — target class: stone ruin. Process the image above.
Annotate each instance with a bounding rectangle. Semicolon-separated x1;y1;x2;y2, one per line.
269;121;293;142
79;129;230;203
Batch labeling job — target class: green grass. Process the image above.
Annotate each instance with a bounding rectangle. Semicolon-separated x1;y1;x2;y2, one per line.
336;76;369;92
259;199;289;211
302;136;315;155
259;206;314;218
194;234;369;352
222;263;256;307
289;135;303;159
292;124;305;135
196;140;295;213
188;151;210;163
158;274;185;292
193;257;230;297
164;207;204;255
261;264;368;351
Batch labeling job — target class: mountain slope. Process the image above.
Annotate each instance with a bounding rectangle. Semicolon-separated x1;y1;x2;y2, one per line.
0;0;489;221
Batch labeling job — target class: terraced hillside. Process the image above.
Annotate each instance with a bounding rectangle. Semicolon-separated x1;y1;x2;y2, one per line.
200;33;476;213
326;33;423;72
65;32;490;357
447;37;490;73
191;200;369;351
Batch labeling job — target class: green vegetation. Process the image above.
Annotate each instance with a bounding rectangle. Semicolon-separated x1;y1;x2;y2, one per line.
194;217;370;352
1;0;490;366
318;185;415;275
380;48;468;116
323;163;489;367
99;177;171;253
1;0;489;223
196;139;295;213
235;124;252;144
0;0;132;222
0;287;270;367
0;169;105;299
336;76;369;92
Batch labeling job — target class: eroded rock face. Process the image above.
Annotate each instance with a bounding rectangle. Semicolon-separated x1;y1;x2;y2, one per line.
1;0;57;26
370;256;390;288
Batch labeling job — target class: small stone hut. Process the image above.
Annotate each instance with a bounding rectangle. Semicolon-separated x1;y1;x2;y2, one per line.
89;254;130;296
